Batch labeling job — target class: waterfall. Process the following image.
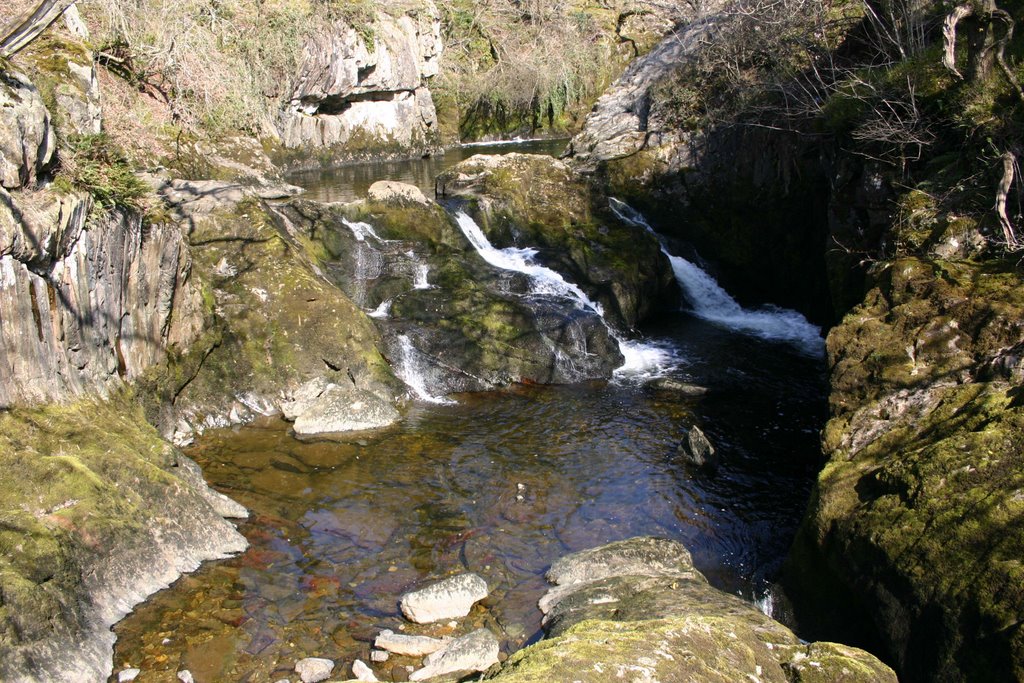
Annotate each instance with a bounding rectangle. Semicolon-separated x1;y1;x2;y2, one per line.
609;199;825;356
368;299;392;318
452;211;676;379
342;218;385;242
395;334;452;404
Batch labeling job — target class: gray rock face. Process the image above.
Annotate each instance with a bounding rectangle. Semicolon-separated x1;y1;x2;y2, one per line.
374;630;449;657
0;190;205;407
409;628;499;681
399;573;489;624
295;657;334;683
278;3;442;156
0;71;54;189
566;19;716;171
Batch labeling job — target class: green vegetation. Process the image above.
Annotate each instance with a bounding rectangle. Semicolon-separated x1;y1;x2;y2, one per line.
54;133;149;210
433;0;667;141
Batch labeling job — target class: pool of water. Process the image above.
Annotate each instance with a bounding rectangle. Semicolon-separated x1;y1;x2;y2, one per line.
111;313;826;682
286;138;569;204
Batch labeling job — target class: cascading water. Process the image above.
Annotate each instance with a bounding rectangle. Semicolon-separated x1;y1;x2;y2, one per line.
395;334;451;404
452;211;677;379
609;199;825;356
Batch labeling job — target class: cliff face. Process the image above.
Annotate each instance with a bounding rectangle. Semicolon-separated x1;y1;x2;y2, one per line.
276;2;443;165
0;189;204;407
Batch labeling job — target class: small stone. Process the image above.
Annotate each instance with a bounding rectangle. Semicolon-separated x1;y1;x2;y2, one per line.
375;629;449;656
399;573;489;624
408;628;500;681
352;659;379;682
370;649;390;663
294;657;335;683
391;664;411;682
118;669;140;682
177;671;195;683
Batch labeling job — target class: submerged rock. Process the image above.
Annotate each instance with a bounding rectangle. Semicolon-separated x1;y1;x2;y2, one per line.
483;537;896;682
680;425;717;470
294;656;334;683
399;573;489;623
375;630;449;656
409;628;499;681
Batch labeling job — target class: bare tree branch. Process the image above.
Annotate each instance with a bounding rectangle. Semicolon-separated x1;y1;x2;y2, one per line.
942;3;973;79
996;151;1019;248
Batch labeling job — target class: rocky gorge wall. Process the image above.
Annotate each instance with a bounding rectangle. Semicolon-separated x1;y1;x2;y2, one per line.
565;9;1024;682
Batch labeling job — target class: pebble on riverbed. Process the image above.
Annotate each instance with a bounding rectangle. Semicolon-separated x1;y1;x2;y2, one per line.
399;573;489;623
294;656;334;683
117;669;140;682
352;658;379;682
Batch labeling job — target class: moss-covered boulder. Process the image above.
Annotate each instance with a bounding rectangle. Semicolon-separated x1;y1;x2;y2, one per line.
436;153;677;329
0;397;247;683
141;192;403;442
786;256;1024;682
485;537;895;683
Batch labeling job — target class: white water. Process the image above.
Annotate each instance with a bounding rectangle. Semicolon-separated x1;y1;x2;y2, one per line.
453;211;676;379
609;199;825;356
342;218;385;242
411;260;431;289
368;299;392;318
395;334;452;404
460;136;551;148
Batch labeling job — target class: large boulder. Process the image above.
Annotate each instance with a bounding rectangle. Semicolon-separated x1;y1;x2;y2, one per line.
485;537;896;683
275;198;626;398
0;70;54;189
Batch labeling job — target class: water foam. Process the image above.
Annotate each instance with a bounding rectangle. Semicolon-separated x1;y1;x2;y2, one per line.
609;198;825;356
453;211;675;378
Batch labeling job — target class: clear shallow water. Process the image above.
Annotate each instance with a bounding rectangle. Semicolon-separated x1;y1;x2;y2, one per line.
112;316;826;682
288;139;569;204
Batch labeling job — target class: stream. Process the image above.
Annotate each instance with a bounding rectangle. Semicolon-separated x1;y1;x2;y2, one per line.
111;142;829;682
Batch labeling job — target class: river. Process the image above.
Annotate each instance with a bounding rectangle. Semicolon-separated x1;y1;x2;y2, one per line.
111;141;828;682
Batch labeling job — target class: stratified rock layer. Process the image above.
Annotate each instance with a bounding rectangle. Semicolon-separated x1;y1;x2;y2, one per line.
278;2;442;163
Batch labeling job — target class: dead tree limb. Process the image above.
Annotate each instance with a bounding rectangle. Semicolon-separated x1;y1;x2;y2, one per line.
0;0;78;59
991;9;1024;104
942;3;973;78
996;151;1019;248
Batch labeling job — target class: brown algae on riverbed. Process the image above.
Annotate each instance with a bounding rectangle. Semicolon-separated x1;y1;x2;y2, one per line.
112;330;826;681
